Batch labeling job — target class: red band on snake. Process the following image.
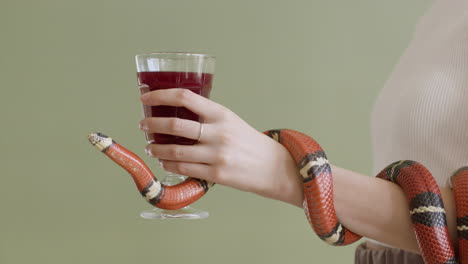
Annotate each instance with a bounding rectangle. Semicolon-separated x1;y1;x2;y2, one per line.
88;129;468;264
88;132;214;210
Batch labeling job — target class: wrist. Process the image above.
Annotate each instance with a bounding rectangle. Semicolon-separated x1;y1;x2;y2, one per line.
269;138;303;207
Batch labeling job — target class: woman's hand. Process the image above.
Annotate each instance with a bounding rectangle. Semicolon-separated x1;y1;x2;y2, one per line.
139;88;303;206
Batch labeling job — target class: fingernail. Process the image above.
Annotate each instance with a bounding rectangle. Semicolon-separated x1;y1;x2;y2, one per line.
139;122;148;131
145;147;153;156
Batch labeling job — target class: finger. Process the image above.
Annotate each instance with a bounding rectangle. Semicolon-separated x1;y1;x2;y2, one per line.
140;118;214;143
140;88;225;122
140;117;207;140
160;160;217;183
145;144;216;164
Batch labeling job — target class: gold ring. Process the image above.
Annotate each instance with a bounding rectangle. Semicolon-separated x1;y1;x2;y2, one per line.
197;123;204;142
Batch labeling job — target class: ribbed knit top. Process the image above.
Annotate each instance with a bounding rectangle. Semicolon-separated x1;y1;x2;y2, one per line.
371;0;468;188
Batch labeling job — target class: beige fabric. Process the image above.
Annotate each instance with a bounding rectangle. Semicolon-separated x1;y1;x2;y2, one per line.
371;0;468;189
368;0;468;249
355;243;424;264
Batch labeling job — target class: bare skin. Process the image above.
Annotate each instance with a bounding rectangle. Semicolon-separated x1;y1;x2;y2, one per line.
139;87;457;254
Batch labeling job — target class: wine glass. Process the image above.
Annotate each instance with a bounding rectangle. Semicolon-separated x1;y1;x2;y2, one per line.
135;52;215;219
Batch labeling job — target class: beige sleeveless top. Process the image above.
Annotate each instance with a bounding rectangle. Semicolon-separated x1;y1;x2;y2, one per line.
371;0;468;188
369;0;468;246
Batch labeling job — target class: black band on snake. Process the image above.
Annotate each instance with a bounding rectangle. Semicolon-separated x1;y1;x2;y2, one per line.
89;129;468;264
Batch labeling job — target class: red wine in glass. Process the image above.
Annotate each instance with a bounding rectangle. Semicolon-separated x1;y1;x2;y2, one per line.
135;52;215;219
138;71;213;145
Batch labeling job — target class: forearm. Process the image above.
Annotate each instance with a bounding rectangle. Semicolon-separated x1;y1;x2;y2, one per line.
331;164;458;253
137;89;455;252
274;142;457;253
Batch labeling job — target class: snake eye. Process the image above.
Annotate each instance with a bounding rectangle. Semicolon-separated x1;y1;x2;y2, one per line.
88;132;109;146
88;132;113;151
96;132;109;138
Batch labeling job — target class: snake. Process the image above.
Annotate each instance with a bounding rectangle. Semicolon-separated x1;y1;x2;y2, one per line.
88;129;468;264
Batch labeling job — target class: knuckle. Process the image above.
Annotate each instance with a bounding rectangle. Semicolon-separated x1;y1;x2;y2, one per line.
169;146;184;159
211;166;222;182
216;151;231;166
168;118;184;133
218;132;233;145
218;107;234;120
178;89;192;103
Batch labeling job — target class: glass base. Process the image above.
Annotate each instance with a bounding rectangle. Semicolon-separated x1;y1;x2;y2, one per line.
140;168;209;220
140;206;209;219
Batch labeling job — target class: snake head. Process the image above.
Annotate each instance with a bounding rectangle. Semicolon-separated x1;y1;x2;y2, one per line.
88;132;114;152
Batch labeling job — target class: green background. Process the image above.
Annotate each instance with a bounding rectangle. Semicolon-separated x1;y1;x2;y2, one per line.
1;0;431;263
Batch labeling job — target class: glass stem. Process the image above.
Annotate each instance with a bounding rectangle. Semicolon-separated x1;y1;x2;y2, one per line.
160;172;186;186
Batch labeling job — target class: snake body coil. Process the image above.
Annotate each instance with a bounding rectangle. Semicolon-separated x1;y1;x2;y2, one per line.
88;129;468;264
88;132;213;210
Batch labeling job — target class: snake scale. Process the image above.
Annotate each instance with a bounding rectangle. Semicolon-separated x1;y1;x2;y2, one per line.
88;129;468;264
